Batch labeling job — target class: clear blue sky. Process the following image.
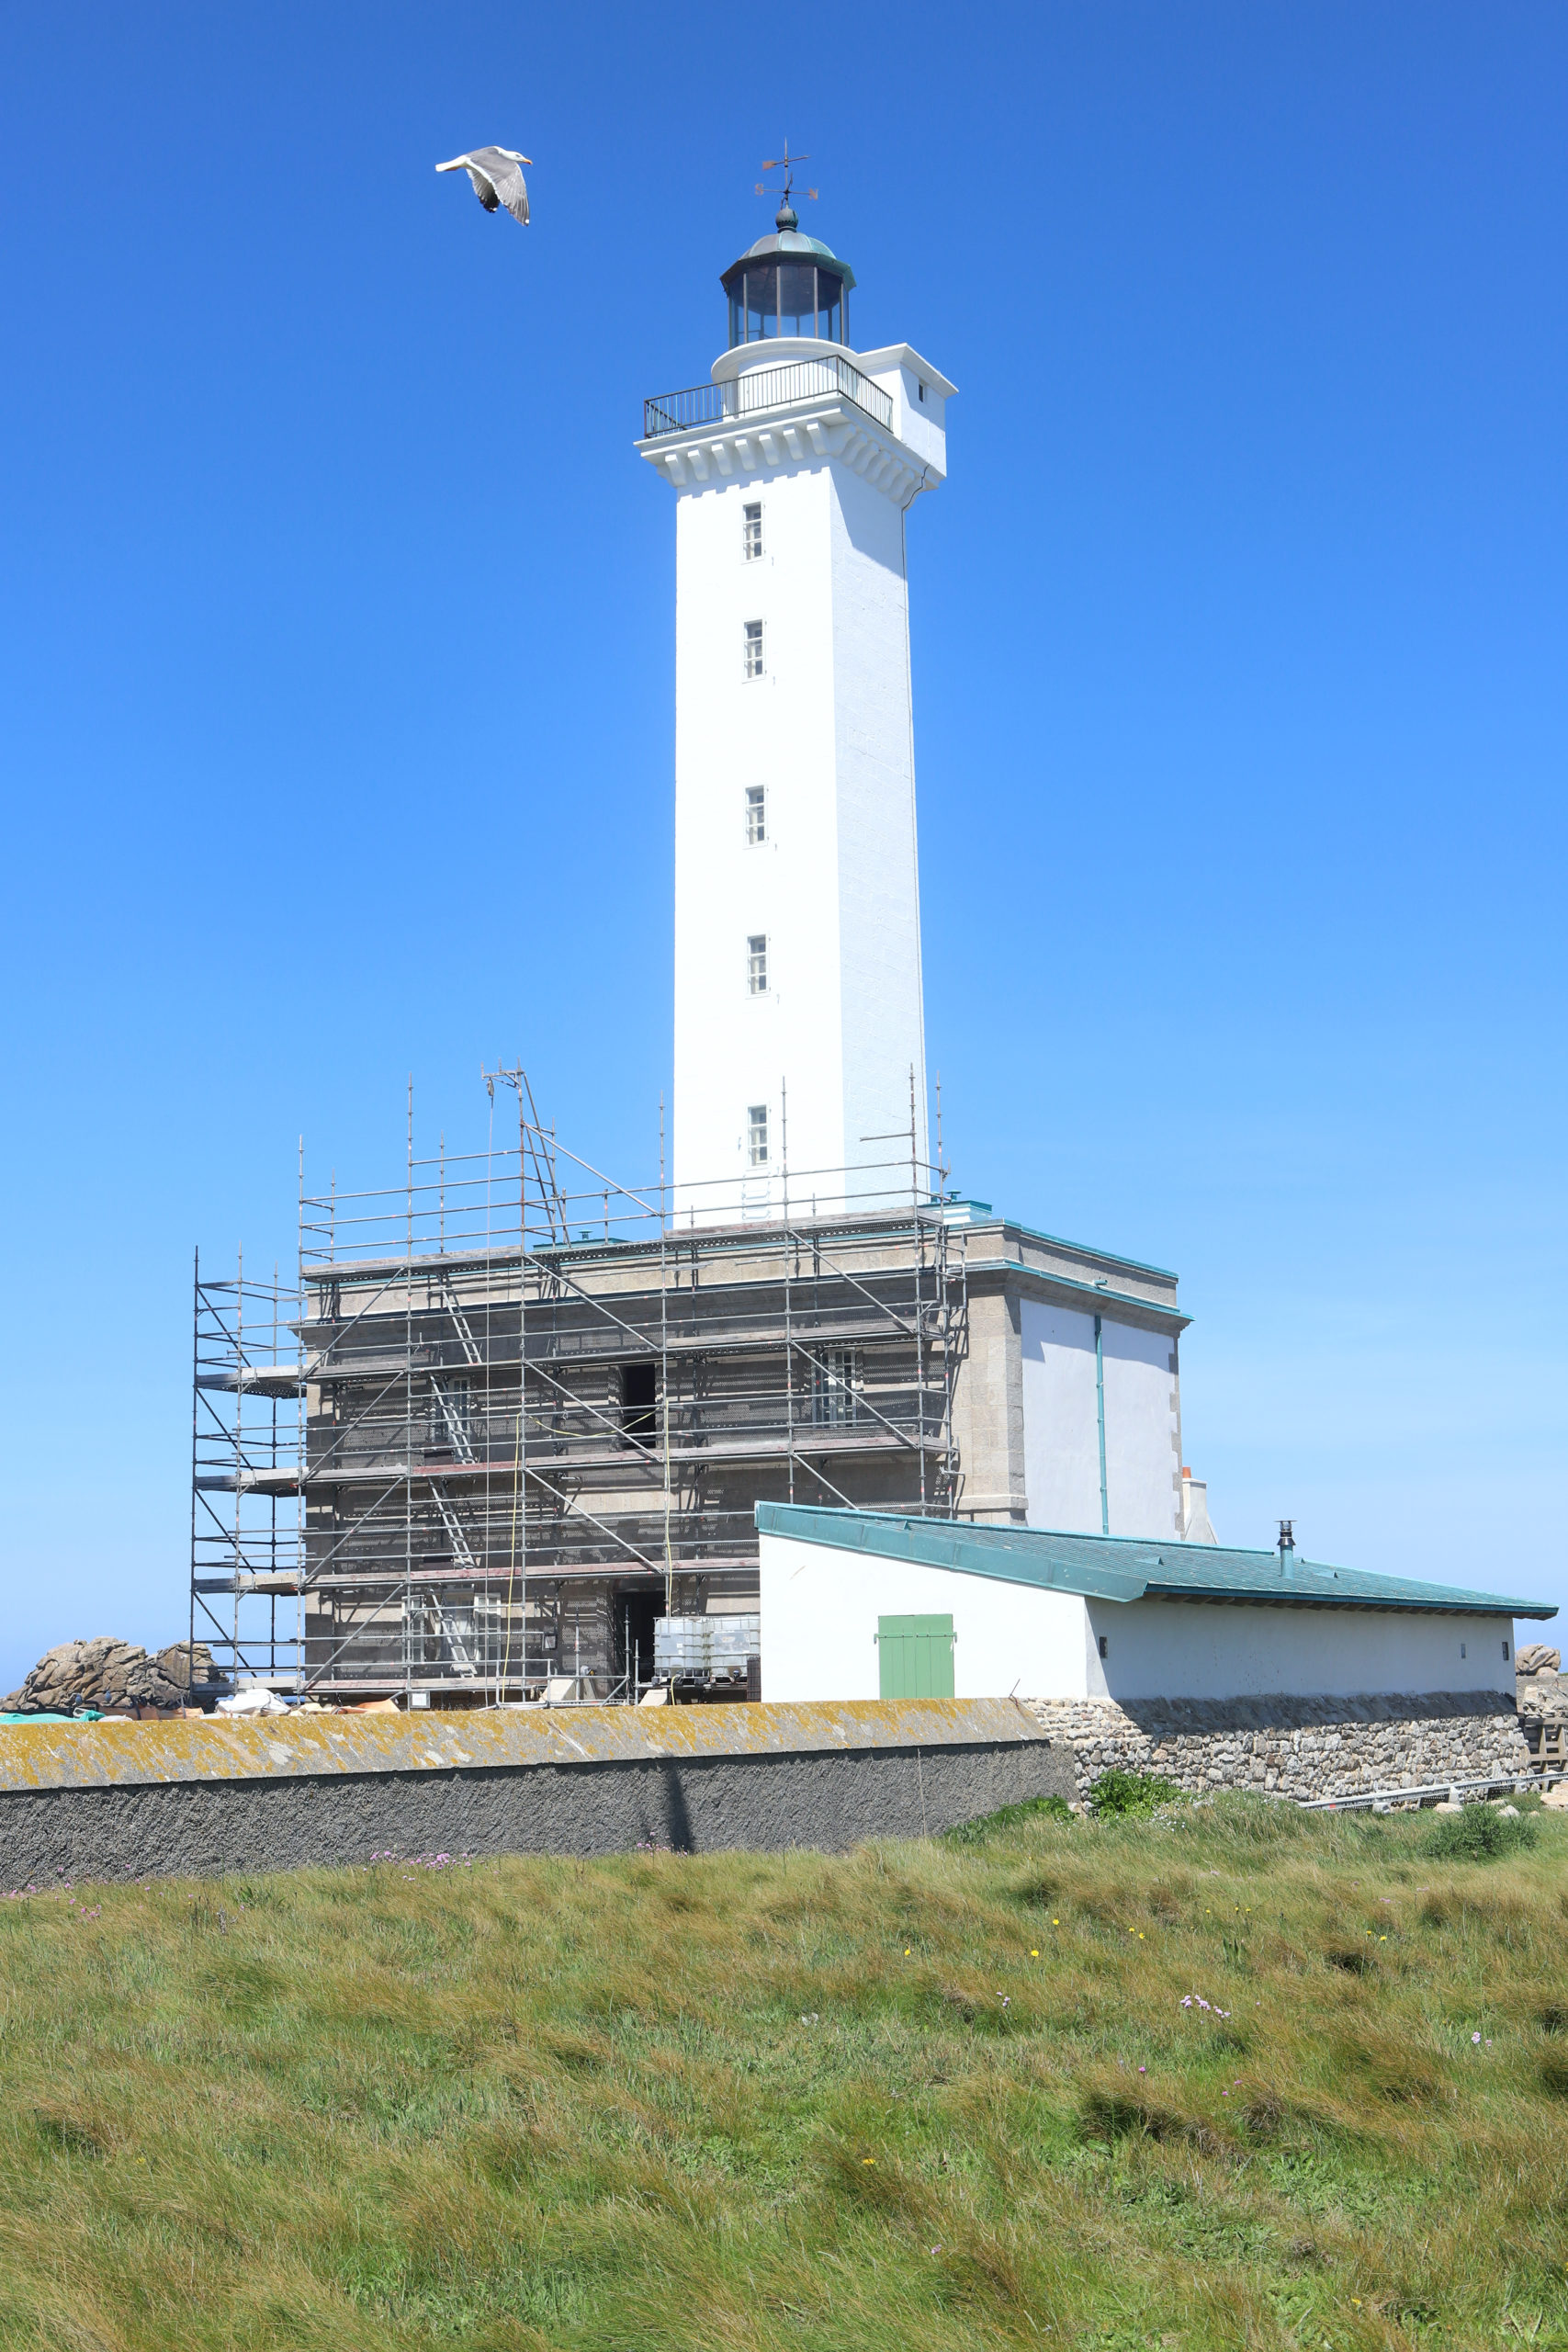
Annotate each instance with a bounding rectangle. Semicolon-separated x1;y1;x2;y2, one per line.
1;3;1562;1686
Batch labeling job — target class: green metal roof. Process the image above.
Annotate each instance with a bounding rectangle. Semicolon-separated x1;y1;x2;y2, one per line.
754;1504;1555;1620
722;232;857;291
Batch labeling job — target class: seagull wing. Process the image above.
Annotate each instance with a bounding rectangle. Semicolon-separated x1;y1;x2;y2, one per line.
434;147;530;223
435;151;498;209
468;145;529;225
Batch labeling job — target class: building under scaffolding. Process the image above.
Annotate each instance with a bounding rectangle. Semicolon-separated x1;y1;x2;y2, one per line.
190;1079;1190;1706
193;1081;968;1702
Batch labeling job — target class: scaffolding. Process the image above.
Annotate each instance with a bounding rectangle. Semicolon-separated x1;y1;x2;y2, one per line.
189;1254;304;1694
191;1076;970;1703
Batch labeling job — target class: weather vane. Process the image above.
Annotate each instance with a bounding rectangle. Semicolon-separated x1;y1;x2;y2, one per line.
755;141;818;220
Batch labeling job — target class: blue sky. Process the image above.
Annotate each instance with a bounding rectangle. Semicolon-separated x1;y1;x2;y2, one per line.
1;3;1562;1686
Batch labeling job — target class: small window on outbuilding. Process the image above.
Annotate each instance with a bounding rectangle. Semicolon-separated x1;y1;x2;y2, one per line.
1503;1640;1511;1662
1098;1635;1109;1660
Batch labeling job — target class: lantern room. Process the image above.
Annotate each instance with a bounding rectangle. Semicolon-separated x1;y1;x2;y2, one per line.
720;204;856;346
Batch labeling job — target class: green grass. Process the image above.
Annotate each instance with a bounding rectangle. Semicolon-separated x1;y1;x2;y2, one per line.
1421;1804;1538;1861
3;1795;1568;2349
941;1793;1076;1845
1087;1770;1183;1818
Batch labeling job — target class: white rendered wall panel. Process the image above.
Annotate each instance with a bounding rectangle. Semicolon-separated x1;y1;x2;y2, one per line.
1089;1600;1516;1702
760;1532;1090;1703
1101;1321;1181;1539
830;467;928;1182
671;467;844;1205
1019;1301;1102;1532
1020;1300;1179;1540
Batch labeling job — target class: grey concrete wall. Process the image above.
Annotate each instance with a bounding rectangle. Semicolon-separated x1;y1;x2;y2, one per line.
0;1736;1076;1888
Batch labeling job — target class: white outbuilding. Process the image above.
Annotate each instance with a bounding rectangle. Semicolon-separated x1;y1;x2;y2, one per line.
756;1502;1550;1713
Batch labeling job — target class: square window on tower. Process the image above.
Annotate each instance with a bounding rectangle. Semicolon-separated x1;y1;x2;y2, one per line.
747;933;768;994
742;502;762;560
747;1104;769;1166
745;786;766;844
743;619;764;679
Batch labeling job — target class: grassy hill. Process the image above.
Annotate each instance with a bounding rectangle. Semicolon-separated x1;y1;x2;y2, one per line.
1;1792;1565;2350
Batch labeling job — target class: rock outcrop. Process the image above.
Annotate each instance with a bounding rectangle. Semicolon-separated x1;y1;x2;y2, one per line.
1;1639;221;1717
1517;1646;1563;1718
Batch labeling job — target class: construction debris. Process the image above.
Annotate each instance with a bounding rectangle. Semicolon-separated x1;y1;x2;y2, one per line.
213;1685;290;1718
1;1639;222;1718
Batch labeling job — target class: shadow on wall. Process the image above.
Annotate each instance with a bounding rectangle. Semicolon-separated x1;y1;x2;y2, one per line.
656;1758;696;1852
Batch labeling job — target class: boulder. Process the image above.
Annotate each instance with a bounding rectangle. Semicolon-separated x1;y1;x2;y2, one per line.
155;1643;220;1692
2;1636;218;1717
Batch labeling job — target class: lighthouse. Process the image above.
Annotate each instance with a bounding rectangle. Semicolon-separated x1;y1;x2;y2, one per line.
638;187;953;1219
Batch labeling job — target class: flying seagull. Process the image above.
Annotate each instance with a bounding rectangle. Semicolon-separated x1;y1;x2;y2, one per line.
435;147;532;225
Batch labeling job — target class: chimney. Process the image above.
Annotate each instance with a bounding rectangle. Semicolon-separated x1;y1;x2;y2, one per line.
1278;1519;1296;1579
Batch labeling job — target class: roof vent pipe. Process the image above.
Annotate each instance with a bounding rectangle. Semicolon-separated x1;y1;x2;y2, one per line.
1279;1519;1296;1579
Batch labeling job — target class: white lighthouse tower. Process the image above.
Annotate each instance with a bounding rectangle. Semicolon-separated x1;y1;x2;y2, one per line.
638;185;953;1220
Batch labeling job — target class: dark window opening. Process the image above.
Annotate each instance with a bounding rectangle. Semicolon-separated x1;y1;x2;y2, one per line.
620;1592;663;1689
621;1361;657;1446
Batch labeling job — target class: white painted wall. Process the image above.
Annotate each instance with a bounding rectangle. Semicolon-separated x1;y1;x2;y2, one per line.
1020;1299;1180;1539
658;335;946;1218
759;1531;1518;1704
671;459;843;1216
761;1532;1090;1703
1085;1598;1516;1701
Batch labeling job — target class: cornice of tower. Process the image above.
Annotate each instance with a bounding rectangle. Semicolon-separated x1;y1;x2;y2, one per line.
638;403;932;503
637;340;951;506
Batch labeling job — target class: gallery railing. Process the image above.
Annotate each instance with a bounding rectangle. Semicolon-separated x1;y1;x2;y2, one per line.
642;354;893;440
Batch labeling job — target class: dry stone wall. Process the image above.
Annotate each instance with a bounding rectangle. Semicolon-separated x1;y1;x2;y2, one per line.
1021;1691;1531;1804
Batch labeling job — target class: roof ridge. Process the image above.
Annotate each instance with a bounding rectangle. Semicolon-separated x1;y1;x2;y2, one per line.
753;1502;1555;1620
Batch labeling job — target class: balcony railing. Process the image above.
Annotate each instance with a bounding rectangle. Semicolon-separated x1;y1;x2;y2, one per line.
643;354;893;442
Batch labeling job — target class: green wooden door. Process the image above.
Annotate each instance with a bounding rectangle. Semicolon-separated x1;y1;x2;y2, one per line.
877;1613;955;1700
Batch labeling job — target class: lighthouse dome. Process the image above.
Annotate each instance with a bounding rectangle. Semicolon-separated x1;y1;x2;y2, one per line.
720;216;855;347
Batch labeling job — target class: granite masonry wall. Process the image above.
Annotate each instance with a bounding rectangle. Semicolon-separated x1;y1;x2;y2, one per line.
1021;1691;1532;1804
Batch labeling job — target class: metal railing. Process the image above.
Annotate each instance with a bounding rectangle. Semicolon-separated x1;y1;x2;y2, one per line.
643;354;893;442
1297;1766;1562;1813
